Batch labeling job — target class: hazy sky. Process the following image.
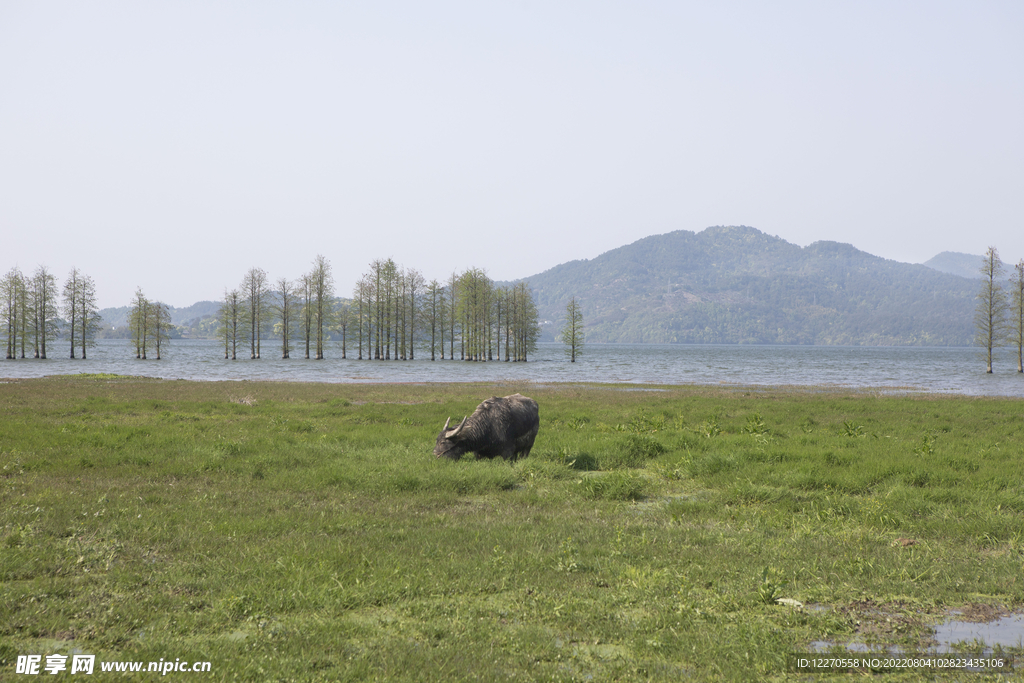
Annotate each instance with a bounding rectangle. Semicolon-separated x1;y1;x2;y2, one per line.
2;1;1022;308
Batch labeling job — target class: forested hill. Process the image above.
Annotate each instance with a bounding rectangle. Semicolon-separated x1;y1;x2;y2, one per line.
527;225;978;346
97;301;221;338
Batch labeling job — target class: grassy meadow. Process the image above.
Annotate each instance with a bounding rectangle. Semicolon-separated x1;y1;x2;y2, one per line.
1;375;1023;681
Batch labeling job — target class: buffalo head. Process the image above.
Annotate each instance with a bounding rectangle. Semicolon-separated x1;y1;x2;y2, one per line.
434;415;471;459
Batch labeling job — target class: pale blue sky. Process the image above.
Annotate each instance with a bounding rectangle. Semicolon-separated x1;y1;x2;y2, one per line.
1;1;1022;308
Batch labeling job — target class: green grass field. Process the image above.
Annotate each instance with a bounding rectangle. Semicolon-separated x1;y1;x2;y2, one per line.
1;376;1023;681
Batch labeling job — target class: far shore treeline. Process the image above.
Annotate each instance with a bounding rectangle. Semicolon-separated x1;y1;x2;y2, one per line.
4;230;1024;372
1;257;546;364
211;257;542;363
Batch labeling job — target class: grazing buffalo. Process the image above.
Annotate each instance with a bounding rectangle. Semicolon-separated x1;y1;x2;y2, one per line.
434;394;540;462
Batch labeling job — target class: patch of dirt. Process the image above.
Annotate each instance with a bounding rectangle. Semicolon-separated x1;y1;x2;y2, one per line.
836;599;933;645
950;602;1014;623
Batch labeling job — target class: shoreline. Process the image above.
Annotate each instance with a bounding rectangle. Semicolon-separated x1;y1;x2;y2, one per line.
2;373;1019;402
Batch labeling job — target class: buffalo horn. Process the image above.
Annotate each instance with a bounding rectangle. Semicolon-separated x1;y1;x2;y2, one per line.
445;416;467;439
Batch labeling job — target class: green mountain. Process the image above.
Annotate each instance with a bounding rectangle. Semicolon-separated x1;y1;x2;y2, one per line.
527;225;978;346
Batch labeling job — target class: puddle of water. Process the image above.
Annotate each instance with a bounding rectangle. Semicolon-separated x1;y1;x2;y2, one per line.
811;612;1024;656
934;613;1024;652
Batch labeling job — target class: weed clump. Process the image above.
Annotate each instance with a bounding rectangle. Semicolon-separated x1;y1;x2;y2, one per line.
579;471;650;500
625;434;666;460
548;446;599;471
602;434;666;469
757;566;788;605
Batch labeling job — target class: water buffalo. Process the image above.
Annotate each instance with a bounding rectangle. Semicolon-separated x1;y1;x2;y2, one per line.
434;393;539;462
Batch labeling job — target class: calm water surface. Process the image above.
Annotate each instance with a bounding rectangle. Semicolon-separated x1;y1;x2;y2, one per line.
2;340;1023;397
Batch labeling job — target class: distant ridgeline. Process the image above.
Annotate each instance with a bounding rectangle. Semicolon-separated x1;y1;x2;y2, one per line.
921;251;985;280
525;226;978;346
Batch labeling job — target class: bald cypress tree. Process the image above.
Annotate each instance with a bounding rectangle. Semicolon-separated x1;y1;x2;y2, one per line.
77;273;100;360
31;266;59;359
406;268;424;360
308;255;334;360
300;273;314;360
448;271;459;361
510;282;540;362
275;277;297;359
218;289;243;360
150;301;171;360
425;279;444;361
975;247;1007;374
561;296;585;362
2;268;27;359
500;286;513;362
62;268;101;360
63;268;83;359
353;275;372;360
129;288;150;359
241;267;269;359
337;301;350;359
1011;260;1024;374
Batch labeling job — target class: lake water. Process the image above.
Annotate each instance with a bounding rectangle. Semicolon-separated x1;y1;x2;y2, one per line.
3;340;1023;397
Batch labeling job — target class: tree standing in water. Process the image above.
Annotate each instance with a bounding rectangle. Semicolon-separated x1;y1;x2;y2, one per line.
242;267;269;359
275;277;296;359
62;268;101;359
150;301;171;360
218;289;243;360
1010;260;1024;373
561;296;585;362
129;288;150;359
308;255;334;360
2;268;28;359
424;279;444;361
31;265;59;359
975;247;1007;374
